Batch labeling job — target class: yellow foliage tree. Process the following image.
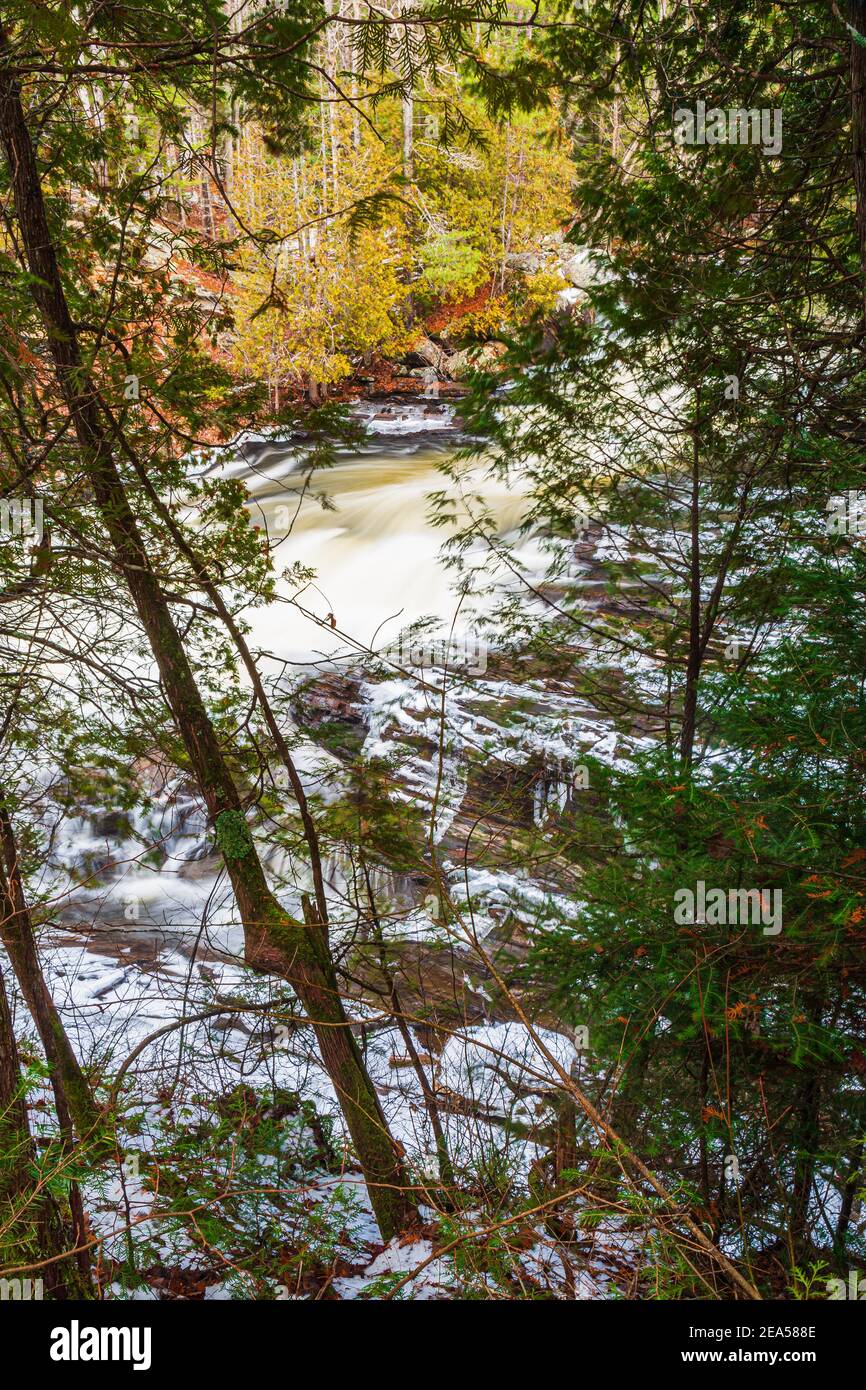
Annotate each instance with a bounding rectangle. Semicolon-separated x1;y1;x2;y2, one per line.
229;116;411;404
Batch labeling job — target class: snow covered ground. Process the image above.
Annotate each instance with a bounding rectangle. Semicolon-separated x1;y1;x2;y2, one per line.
2;399;654;1298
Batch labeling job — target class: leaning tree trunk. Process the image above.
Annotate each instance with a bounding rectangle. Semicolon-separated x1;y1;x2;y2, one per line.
0;799;101;1141
0;34;417;1241
0;958;91;1297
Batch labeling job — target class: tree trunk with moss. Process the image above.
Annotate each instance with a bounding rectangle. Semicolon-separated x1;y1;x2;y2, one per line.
0;801;101;1141
0;36;416;1241
0;959;91;1297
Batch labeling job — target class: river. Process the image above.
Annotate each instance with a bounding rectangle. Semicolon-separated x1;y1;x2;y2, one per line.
206;397;528;670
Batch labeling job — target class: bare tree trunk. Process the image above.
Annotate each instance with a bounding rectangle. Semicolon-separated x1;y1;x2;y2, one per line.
402;90;414;182
401;1;414;181
193;110;216;238
834;1143;864;1254
361;858;454;1195
498;123;511;295
319;99;330;213
0;37;417;1241
790;1071;820;1254
611;43;621;162
351;0;362;151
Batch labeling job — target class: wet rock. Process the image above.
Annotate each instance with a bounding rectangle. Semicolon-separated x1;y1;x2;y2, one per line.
292;673;366;756
404;336;446;373
553;286;593;324
294;673;363;724
94;809;131;838
504;250;545;274
446;341;508;380
559;250;599;290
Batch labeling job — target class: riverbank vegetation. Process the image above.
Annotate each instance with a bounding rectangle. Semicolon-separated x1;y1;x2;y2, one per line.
0;0;864;1304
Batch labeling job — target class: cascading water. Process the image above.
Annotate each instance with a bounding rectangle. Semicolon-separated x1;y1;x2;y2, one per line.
51;399;528;948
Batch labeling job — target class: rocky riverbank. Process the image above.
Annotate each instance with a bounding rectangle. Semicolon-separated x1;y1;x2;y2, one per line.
392;237;597;390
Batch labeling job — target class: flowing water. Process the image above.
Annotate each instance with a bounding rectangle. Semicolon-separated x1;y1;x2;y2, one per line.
209;398;528;669
34;398;613;1191
53;398;530;949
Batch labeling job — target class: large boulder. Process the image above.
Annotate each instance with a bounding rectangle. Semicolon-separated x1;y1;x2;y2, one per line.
554;285;591;319
445;340;508;380
504;241;604;292
559;249;599;290
504;249;545;275
558;247;612;290
404;336;446;372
